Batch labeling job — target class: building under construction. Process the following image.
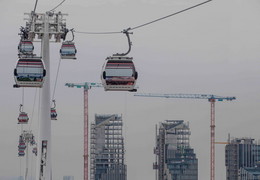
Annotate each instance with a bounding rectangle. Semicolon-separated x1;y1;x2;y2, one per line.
153;120;198;180
225;137;260;180
90;114;126;180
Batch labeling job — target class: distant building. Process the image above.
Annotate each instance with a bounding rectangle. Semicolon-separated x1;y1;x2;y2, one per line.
154;120;198;180
63;176;74;180
18;176;24;180
0;177;24;180
90;114;127;180
225;137;260;180
240;166;260;180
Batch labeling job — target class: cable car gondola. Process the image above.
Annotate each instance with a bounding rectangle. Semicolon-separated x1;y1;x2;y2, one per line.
101;56;138;91
101;29;138;92
17;104;29;124
50;108;57;120
32;147;37;156
18;142;26;150
14;57;46;88
18;136;26;156
18;151;25;157
60;41;77;59
50;100;57;120
18;40;34;55
18;112;29;124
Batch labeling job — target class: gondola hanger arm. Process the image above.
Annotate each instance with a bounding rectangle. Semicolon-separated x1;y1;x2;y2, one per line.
19;104;23;112
113;28;133;57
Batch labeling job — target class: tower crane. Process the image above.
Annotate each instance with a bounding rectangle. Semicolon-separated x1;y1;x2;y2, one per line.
65;82;102;180
134;93;236;180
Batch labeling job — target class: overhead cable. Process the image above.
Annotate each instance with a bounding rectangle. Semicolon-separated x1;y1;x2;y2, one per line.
129;0;212;31
74;30;122;35
50;0;66;12
73;0;212;35
52;58;62;101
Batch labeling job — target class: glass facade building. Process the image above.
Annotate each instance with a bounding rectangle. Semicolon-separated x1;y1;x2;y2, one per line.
154;120;198;180
225;138;260;180
90;114;126;180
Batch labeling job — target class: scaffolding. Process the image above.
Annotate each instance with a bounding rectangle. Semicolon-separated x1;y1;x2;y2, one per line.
90;114;126;180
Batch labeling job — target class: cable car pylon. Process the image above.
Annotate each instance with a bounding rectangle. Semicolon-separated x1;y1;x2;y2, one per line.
65;82;102;180
17;11;69;180
134;93;236;180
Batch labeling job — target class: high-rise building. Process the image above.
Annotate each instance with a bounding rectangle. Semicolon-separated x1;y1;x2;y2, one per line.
90;114;126;180
225;137;260;180
240;166;260;180
154;120;198;180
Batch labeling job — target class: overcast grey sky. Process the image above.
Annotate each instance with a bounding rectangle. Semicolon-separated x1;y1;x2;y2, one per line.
1;0;260;179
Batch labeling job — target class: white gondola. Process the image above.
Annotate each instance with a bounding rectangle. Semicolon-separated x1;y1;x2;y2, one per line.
14;57;46;88
18;40;34;55
101;55;138;92
18;112;29;124
60;41;77;59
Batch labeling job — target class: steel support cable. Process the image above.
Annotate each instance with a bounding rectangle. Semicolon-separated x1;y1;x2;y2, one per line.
29;89;38;130
33;0;39;14
37;89;41;136
51;57;62;103
129;0;212;31
22;88;25;107
74;31;121;35
73;0;212;34
49;0;66;12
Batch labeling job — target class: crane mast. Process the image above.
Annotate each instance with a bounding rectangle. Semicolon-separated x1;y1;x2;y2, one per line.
65;82;102;180
134;93;236;180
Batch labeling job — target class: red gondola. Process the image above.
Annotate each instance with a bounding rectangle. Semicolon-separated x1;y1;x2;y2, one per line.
14;57;46;88
50;108;57;120
60;41;77;59
18;112;29;124
101;55;138;92
18;40;34;55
